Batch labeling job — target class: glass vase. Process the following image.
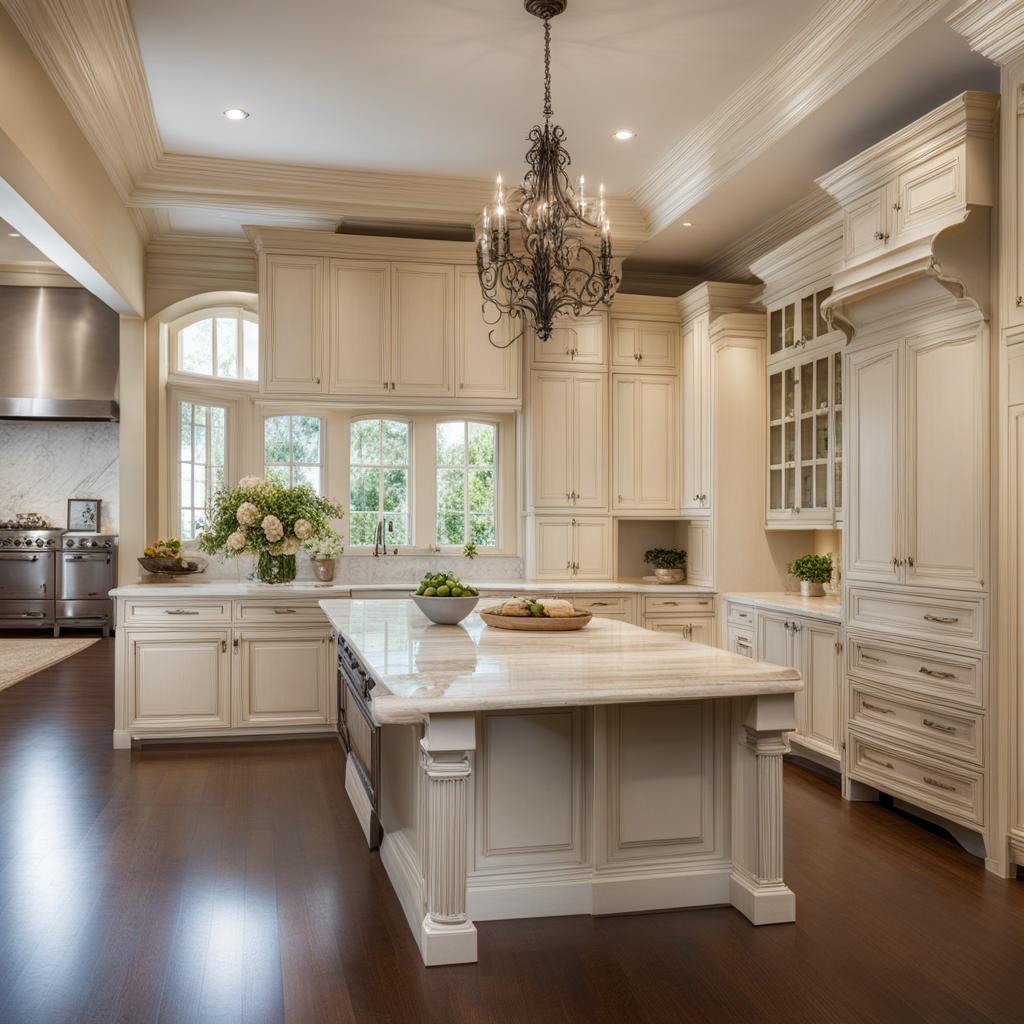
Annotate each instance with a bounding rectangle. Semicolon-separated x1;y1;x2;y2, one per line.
256;551;297;584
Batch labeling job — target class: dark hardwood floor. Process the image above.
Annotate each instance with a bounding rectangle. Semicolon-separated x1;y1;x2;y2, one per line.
0;639;1021;1024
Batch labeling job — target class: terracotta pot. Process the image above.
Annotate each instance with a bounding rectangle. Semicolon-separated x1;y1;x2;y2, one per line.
653;567;686;584
800;580;826;597
312;557;336;582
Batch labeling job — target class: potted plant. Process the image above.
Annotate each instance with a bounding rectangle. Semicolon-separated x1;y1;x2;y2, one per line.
303;531;345;582
644;548;687;585
787;552;834;597
198;476;343;584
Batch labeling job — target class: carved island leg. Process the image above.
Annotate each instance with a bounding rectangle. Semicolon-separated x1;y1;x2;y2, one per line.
419;712;477;966
729;693;797;925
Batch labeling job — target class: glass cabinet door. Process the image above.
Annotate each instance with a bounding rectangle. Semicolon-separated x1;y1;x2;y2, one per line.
833;349;843;512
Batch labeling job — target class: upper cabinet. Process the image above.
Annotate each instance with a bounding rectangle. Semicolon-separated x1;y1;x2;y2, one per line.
328;259;391;395
454;267;519;400
530;312;606;367
262;255;326;394
612;374;677;511
390;263;454;397
680;314;711;516
610;319;678;372
767;283;836;364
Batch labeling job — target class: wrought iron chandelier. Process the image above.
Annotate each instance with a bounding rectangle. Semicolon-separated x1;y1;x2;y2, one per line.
477;0;619;347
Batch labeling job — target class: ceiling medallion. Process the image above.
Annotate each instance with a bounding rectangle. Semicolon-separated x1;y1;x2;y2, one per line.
477;0;619;346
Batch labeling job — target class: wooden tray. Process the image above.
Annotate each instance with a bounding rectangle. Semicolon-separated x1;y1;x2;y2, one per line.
480;610;592;631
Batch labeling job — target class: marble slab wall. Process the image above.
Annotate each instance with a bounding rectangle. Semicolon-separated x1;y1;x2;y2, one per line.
0;421;119;530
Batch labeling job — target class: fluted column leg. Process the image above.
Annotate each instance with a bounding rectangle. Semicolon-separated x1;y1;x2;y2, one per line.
729;693;797;925
418;713;477;966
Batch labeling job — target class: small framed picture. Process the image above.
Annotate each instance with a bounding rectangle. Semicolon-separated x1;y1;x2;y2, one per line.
67;498;101;532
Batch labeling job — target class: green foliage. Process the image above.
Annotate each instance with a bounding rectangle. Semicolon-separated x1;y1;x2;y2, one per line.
787;551;834;584
463;542;478;560
644;548;687;570
143;537;182;561
303;530;345;560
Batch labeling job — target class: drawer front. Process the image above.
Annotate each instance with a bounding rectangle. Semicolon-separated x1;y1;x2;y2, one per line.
235;601;328;624
561;595;632;617
846;587;986;651
643;594;714;616
122;600;232;626
848;731;984;827
850;684;984;766
847;634;984;708
727;626;754;659
726;603;755;629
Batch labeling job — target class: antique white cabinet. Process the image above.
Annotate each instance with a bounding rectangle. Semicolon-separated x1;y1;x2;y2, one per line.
610;318;678;372
454;267;519;400
390;263;454;397
529;516;612;581
262;254;325;394
612;373;677;512
680;314;711;516
530;312;606;367
328;259;391;395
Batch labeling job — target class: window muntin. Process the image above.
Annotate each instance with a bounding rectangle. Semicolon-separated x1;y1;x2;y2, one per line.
264;415;323;493
175;308;258;382
178;400;227;540
435;421;496;547
349;419;410;547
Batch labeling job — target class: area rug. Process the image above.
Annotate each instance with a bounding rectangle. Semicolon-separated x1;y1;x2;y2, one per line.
0;638;99;693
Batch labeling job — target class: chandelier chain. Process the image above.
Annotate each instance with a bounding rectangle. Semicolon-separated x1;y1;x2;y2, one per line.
543;17;552;124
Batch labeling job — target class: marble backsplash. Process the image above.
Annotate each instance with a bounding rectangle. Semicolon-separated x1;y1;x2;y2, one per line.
0;421;119;530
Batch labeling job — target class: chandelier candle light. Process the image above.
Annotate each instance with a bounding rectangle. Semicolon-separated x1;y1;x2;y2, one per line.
477;0;619;347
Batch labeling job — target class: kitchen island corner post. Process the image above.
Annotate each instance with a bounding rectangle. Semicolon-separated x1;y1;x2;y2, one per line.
419;711;478;967
729;692;797;926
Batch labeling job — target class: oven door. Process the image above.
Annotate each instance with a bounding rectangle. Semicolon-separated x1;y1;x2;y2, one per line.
337;639;382;848
0;551;54;600
60;551;113;600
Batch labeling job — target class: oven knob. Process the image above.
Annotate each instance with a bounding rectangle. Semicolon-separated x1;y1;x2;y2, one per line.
35;538;43;547
65;539;73;547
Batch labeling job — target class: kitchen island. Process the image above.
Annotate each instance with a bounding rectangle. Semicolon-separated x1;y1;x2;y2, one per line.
321;598;802;966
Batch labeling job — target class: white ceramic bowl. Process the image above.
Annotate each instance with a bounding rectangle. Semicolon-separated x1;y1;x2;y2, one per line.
410;593;480;625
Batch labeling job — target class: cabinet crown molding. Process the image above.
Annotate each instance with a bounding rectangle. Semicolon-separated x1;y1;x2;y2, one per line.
947;0;1024;65
245;226;482;264
750;213;844;308
816;91;998;205
609;293;683;320
677;282;761;324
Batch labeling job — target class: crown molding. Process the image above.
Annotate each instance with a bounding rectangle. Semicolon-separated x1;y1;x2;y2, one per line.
948;0;1024;65
677;282;762;323
0;259;80;287
146;235;257;294
749;211;844;308
0;0;161;207
244;226;483;264
609;293;683;319
632;0;947;235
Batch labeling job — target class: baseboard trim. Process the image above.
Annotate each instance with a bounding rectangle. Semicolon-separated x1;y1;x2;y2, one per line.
381;829;425;944
729;870;796;925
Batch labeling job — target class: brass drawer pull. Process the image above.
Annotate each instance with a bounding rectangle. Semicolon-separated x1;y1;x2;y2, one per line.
272;608;299;615
923;718;957;734
923;775;956;792
165;609;200;615
923;614;959;625
590;602;611;607
863;754;894;771
861;652;884;664
862;701;894;715
661;601;679;606
919;667;956;681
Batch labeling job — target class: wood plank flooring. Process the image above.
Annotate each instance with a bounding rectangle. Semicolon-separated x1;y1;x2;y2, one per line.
0;639;1021;1024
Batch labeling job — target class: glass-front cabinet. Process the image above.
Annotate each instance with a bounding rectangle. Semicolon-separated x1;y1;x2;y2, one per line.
768;284;834;363
767;342;843;528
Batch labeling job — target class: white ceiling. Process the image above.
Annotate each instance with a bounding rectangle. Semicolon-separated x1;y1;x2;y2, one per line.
129;0;823;194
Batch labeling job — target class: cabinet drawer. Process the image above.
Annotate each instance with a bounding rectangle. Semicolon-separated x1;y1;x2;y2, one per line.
726;603;755;628
121;600;232;626
235;601;329;624
847;634;984;708
848;731;984;828
562;595;632;617
850;684;984;766
643;595;714;615
846;587;986;651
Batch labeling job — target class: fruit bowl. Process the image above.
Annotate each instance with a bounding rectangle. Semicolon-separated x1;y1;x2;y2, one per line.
410;594;480;625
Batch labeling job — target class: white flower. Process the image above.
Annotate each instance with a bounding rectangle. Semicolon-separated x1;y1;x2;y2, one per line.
226;529;247;551
261;514;284;543
238;475;265;489
282;536;301;555
236;501;259;527
293;518;313;540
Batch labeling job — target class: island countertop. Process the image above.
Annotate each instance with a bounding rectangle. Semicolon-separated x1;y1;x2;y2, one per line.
320;598;800;725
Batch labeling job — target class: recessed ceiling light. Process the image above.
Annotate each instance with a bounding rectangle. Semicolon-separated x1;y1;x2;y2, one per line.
7;232;21;237
682;221;693;228
223;108;250;121
613;129;636;141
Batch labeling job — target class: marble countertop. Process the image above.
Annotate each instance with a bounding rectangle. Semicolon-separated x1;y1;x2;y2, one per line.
723;592;842;623
110;578;715;599
320;599;800;725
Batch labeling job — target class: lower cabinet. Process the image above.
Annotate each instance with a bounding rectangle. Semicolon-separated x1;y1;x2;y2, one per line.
529;516;612;581
647;617;717;645
642;595;717;646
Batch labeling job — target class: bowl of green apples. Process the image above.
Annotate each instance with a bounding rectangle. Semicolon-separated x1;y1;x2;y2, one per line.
411;571;480;625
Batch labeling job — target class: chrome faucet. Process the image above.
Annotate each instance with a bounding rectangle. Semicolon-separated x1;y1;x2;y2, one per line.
373;519;385;557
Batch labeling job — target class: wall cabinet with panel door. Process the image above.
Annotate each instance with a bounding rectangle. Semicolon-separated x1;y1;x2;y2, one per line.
529;370;607;511
328;259;391;395
530;312;607;367
610;319;678;372
454;266;519;400
528;516;611;581
612;373;677;512
680;314;711;516
262;254;326;394
390;262;454;397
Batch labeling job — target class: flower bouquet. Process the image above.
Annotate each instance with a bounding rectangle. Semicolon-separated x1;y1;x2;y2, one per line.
198;476;344;584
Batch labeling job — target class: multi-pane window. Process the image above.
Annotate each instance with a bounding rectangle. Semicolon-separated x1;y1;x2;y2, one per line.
176;309;258;382
178;400;227;540
264;415;322;493
436;421;496;547
349;419;410;547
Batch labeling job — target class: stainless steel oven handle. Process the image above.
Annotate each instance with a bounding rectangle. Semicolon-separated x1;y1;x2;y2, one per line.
4;611;46;618
0;552;40;561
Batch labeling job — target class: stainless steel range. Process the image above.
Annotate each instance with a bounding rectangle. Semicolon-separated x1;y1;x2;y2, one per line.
59;532;117;635
0;523;63;634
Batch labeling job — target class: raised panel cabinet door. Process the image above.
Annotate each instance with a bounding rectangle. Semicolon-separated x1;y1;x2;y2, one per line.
532;312;606;366
390;263;454;397
127;630;231;730
686;519;713;587
572;518;612;579
756;612;792;669
686;617;716;647
637;376;677;508
572;373;608;509
636;322;679;371
680;319;706;515
530;371;574;507
612;375;638;509
903;329;987;591
262;254;325;394
1014;77;1024;324
532;517;574;579
237;629;332;726
894;147;964;242
610;321;639;368
801;621;841;757
454;267;519;399
328;259;390;395
843;186;890;264
846;342;901;584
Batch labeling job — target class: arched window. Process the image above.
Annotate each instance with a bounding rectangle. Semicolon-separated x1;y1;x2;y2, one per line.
436;420;497;547
349;418;411;547
172;307;258;382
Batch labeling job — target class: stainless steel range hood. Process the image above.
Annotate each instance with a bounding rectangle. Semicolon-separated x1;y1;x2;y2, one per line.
0;285;119;421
